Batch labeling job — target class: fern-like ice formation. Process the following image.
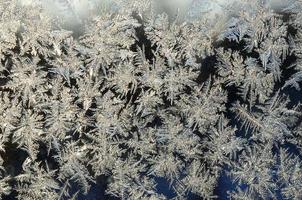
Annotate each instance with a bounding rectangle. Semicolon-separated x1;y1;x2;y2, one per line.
0;0;302;199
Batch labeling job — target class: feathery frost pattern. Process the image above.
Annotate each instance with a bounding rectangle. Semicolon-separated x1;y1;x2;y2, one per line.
0;0;302;199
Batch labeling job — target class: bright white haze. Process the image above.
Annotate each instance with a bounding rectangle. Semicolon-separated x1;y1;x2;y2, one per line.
18;0;294;33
